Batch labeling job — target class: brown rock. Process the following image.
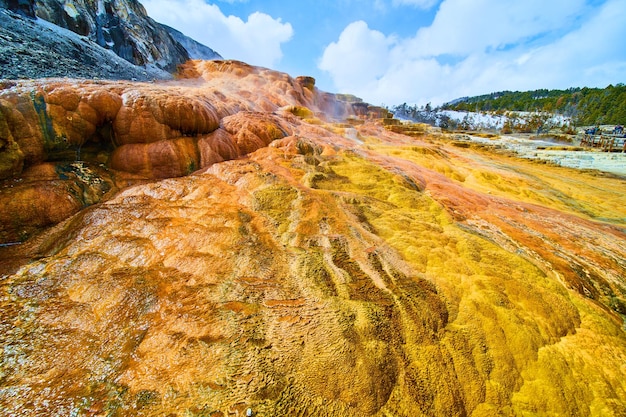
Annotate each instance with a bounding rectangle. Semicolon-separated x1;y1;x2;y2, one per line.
221;112;290;155
198;128;240;168
0;138;23;179
110;137;200;178
0;179;82;241
0;104;24;179
113;91;177;144
296;75;316;90
0;61;364;241
83;89;123;122
0;161;126;242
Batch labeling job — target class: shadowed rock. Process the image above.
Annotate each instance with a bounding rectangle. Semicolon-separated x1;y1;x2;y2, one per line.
0;0;221;80
0;8;171;80
34;0;189;72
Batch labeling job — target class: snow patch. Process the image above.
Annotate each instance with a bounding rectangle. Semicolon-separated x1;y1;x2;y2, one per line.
439;110;571;131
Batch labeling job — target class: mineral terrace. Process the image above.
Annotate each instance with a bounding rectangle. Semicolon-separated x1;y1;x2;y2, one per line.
0;60;625;416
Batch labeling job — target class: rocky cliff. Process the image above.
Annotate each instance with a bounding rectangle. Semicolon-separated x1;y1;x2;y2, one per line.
34;0;189;71
0;0;221;80
0;61;625;416
0;8;171;80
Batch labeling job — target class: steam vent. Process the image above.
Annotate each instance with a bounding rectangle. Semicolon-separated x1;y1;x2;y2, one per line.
1;61;625;416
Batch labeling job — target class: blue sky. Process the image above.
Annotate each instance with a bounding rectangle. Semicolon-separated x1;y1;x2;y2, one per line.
143;0;626;106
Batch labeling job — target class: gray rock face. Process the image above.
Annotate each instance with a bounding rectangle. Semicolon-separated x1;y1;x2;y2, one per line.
162;24;222;61
0;0;222;81
34;0;189;72
0;0;36;17
0;8;171;80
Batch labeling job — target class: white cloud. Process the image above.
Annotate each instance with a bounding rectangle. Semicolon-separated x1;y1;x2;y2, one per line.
319;0;626;105
319;21;394;91
392;0;439;9
405;0;587;57
142;0;293;68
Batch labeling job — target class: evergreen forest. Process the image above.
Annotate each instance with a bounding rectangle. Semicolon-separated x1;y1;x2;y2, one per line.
441;84;626;126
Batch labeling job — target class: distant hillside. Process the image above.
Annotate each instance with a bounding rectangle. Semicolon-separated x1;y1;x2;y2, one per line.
442;85;626;126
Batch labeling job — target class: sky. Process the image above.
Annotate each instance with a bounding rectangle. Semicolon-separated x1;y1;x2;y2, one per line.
142;0;626;106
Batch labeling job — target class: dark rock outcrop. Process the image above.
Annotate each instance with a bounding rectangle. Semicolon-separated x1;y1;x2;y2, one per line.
0;0;35;17
0;8;171;80
0;0;222;81
34;0;189;72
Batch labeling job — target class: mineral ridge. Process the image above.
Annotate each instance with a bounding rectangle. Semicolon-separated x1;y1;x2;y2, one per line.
0;60;625;416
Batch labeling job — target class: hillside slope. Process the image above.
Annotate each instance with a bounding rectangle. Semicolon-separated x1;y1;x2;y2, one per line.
0;0;221;80
0;8;170;80
441;85;626;126
0;61;625;416
162;24;222;61
34;0;189;71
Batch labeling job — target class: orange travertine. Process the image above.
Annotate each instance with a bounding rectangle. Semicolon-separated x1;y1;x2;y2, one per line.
0;60;625;416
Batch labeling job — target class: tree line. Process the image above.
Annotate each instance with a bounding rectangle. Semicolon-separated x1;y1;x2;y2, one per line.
391;102;571;133
439;84;626;126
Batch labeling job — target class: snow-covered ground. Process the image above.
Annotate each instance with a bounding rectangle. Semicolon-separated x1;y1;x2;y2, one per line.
439;110;571;131
440;110;507;129
394;109;572;131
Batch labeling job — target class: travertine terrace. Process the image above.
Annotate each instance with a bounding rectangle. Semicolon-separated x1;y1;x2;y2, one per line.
0;61;625;416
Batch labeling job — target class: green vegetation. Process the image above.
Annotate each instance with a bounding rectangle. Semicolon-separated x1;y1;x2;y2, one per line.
442;84;626;126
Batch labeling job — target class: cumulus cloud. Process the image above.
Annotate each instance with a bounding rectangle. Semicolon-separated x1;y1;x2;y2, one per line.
142;0;293;68
319;0;626;105
319;21;394;90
